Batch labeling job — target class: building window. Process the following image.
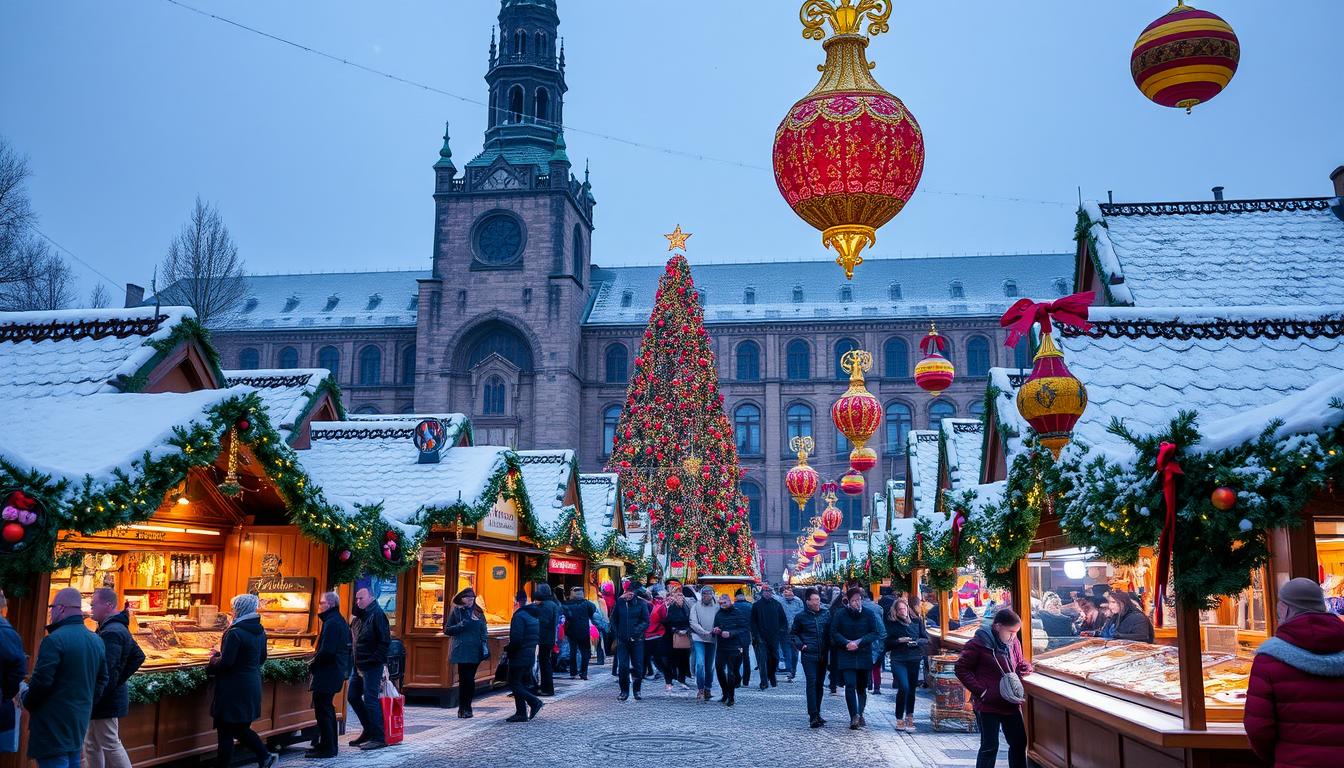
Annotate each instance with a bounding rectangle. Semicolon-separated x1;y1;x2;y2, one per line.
835;427;851;456
792;285;804;303
885;402;913;454
742;482;764;532
1004;279;1019;298
534;88;550;124
842;494;864;531
317;345;340;378
970;400;986;420
883;337;909;378
483;375;506;415
277;346;298;369
620;290;633;308
1013;336;1032;370
743;288;756;305
966;336;991;377
889;282;902;301
1054;277;1070;296
401;345;416;385
604;343;628;383
733;404;762;456
602;405;621;456
834;338;860;380
789;497;814;534
572;225;584;280
508;85;524;123
353;404;380;415
949;281;965;299
786;339;810;380
358;346;382;386
239;348;260;370
839;285;853;303
514;30;525;55
930;399;956;426
735;340;760;381
786;403;813;447
473;213;524;266
465;322;534;371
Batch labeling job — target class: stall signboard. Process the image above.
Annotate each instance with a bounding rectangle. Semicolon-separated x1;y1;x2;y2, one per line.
548;557;584;575
478;498;519;540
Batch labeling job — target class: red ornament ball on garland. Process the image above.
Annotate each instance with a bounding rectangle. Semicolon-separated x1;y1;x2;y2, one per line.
236;418;251;432
338;550;352;562
697;544;708;555
1211;487;1237;511
665;475;682;491
1;522;22;544
385;530;397;542
848;446;877;473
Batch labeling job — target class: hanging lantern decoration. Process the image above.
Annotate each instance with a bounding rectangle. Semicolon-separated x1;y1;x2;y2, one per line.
819;482;843;532
914;323;955;396
1000;292;1094;460
810;528;830;549
840;470;866;496
1131;1;1240;114
832;350;882;471
772;0;924;280
802;541;819;558
217;428;244;498
785;436;821;512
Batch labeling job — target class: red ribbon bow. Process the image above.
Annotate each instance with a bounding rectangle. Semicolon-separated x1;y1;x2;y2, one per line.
999;291;1096;348
919;333;946;355
1153;441;1183;628
950;510;967;560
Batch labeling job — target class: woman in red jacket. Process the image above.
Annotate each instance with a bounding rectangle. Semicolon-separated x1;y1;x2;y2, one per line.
1244;577;1344;768
955;608;1033;768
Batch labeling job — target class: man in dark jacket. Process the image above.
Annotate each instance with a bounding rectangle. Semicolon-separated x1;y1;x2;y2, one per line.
307;591;351;758
83;588;144;768
750;585;788;689
609;582;650;701
530;584;560;696
712;593;751;706
505;602;544;722
791;589;830;727
348;587;390;750
733;591;755;686
24;587;108;768
0;589;29;756
1245;577;1344;767
562;587;596;680
830;587;880;729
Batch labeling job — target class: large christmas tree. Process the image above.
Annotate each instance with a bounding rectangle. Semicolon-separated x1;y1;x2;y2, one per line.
606;235;758;576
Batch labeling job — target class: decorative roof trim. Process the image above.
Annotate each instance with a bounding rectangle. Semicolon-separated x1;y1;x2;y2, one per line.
1060;315;1344;341
310;426;414;440
519;453;568;466
952;421;984;435
226;373;316;388
1097;197;1333;217
0;314;169;344
915;432;941;443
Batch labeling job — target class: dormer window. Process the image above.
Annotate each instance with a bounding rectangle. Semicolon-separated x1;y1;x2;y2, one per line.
888;282;902;301
620;290;633;308
408;296;419;311
366;293;382;311
743;288;756;305
792;285;804;303
1054;277;1070;296
839;285;853;303
242;297;258;313
323;295;340;312
1003;279;1018;298
949;281;965;299
282;295;300;313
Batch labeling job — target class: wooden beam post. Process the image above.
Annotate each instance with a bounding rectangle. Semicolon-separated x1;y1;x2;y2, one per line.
1013;557;1034;661
1176;601;1207;730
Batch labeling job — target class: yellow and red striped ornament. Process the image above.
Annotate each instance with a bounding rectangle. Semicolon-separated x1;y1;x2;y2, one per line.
1131;1;1240;114
914;323;955;396
832;349;882;473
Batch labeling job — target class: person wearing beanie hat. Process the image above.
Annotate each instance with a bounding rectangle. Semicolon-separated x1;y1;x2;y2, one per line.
610;580;650;701
562;587;597;680
446;587;489;718
1245;577;1344;767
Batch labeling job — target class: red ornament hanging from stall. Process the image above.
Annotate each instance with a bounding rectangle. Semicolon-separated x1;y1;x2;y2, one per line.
1000;292;1094;460
772;0;924;280
809;529;830;548
1211;486;1237;511
1131;1;1240;114
832;349;882;470
914;323;955;396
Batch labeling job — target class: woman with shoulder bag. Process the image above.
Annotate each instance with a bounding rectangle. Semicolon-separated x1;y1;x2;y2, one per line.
209;594;275;768
954;609;1033;768
885;598;929;731
663;588;693;689
445;588;489;718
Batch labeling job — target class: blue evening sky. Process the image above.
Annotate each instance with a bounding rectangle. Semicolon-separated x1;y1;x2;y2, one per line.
2;1;1340;299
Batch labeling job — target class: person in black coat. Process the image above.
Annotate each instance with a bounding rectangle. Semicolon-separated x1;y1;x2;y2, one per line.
0;589;29;756
831;587;881;729
210;594;275;768
348;587;390;750
711;593;750;706
885;598;930;730
530;584;560;696
750;585;788;689
445;588;489;718
504;602;543;722
307;591;351;758
562;587;596;681
790;589;831;727
85;588;145;768
732;591;755;686
609;583;650;701
661;589;692;687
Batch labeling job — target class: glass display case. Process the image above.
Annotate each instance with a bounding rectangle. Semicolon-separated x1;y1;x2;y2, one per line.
415;547;447;629
49;550;219;622
458;548;515;628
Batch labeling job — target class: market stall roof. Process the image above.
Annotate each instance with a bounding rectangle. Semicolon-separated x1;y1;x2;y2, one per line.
905;430;941;519
301;419;519;535
578;473;621;538
1054;306;1344;462
516;449;580;536
1078;197;1344;308
940;418;985;492
0;306;216;398
223;369;344;445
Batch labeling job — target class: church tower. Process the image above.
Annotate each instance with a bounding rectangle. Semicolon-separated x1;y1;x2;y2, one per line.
414;0;596;450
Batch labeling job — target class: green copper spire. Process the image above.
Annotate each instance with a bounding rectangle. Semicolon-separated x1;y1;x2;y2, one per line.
549;132;569;164
434;122;455;170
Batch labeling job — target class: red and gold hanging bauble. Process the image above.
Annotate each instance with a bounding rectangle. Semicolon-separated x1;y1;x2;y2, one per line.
840;470;865;496
772;0;924;280
1016;333;1088;460
802;541;820;558
832;349;882;457
785;435;821;512
849;446;877;473
914;323;955;396
1131;1;1239;114
810;529;830;549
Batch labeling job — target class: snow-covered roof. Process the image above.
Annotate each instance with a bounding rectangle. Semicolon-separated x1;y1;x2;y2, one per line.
578;473;620;543
301;419;514;533
1056;306;1344;461
986;366;1031;463
1080;197;1344;308
516;449;577;531
940;418;985;492
906;430;942;518
0;306;198;398
223;369;340;441
206;271;427;331
586;253;1073;326
0;388;242;484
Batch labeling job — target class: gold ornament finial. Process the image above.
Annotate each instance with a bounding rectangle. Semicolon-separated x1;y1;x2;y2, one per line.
791;435;815;463
841;348;874;384
800;0;891;41
664;224;692;252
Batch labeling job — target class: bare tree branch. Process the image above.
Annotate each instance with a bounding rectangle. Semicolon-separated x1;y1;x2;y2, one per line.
0;238;74;311
0;136;38;288
89;282;111;308
158;196;246;325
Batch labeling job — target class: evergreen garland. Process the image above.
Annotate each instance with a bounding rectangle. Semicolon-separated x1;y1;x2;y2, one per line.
126;657;314;705
958;445;1054;591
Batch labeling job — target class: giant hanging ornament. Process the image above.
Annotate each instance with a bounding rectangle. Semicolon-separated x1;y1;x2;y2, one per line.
1000;292;1094;460
802;541;819;558
840;470;866;496
785;436;821;513
914;323;955;396
810;529;830;548
772;0;924;280
1131;1;1240;114
832;350;882;472
819;482;843;532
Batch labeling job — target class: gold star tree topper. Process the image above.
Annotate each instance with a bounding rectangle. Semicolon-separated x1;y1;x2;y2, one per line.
664;224;692;252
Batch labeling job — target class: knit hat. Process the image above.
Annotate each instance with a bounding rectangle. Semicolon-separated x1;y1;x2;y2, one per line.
1279;577;1327;614
570;586;585;599
453;587;476;605
699;585;715;596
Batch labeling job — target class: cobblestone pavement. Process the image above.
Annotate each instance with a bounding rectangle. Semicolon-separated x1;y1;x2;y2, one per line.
276;667;1004;768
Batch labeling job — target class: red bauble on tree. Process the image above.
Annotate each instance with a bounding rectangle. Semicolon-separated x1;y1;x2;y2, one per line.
1;523;22;544
665;475;682;492
1211;487;1237;511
